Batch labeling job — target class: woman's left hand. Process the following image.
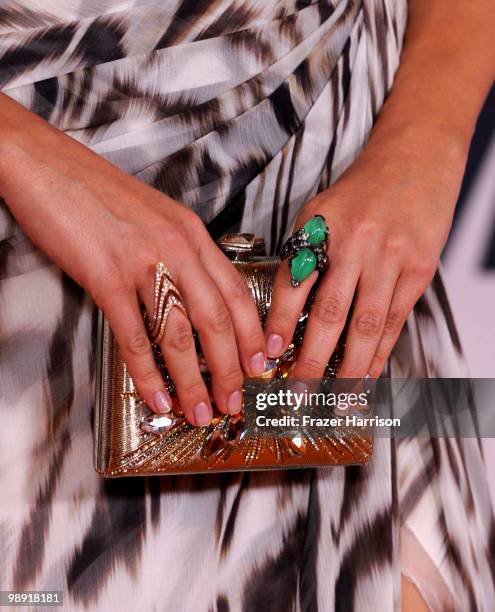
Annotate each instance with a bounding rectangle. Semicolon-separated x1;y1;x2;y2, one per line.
264;125;468;379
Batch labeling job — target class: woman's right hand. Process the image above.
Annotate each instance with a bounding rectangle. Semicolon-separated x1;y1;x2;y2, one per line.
0;94;267;426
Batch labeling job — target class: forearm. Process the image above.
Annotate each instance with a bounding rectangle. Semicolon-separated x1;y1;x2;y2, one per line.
0;92;63;164
0;93;132;207
281;5;494;382
0;93;78;198
368;1;495;155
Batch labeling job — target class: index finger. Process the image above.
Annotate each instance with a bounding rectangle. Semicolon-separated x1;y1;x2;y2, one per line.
264;260;318;358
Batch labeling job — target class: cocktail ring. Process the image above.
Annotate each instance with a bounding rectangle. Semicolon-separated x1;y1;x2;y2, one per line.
145;262;187;345
281;215;329;287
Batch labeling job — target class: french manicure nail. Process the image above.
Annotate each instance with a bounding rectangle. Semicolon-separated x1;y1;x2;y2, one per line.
194;401;212;426
153;390;172;414
364;374;375;394
249;351;266;376
267;333;284;357
227;390;243;414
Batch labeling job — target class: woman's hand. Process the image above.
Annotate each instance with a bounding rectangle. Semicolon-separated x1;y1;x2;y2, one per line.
0;95;266;425
265;124;468;379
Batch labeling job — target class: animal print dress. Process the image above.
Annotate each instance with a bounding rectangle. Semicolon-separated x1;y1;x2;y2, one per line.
0;1;493;610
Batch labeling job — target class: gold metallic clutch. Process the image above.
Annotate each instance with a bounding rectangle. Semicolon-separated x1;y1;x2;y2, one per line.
94;234;373;477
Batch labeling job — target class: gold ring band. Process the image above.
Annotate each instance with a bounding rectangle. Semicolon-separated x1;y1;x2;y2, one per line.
147;262;187;345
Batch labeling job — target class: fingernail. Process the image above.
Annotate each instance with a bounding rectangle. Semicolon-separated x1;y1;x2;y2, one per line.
292;381;309;395
287;382;308;408
249;351;266;376
153;390;172;414
364;374;375;394
267;333;284;357
194;401;212;426
227;390;243;414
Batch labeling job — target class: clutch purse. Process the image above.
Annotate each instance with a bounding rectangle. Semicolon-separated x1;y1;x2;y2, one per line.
94;233;373;477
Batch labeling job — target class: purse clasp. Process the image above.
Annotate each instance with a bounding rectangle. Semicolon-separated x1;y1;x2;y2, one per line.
218;233;266;260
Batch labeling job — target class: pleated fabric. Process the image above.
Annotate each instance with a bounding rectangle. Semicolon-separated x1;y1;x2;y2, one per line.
0;1;494;610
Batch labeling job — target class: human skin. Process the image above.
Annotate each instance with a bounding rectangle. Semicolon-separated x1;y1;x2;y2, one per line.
0;95;267;427
266;0;495;384
0;3;493;608
0;0;494;437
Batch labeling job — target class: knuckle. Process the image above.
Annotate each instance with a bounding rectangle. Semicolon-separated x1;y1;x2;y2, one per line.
217;366;243;388
270;307;294;328
313;294;347;326
164;224;188;250
209;304;233;335
383;235;408;258
167;321;193;352
407;259;437;279
227;273;250;300
350;218;378;239
126;331;152;356
183;379;206;399
384;310;404;334
354;309;383;337
298;356;326;377
138;368;160;385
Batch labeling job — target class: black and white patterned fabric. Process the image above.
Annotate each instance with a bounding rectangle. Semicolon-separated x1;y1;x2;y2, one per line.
0;2;494;610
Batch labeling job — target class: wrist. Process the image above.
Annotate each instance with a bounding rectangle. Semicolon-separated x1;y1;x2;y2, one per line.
0;94;59;191
370;110;471;160
323;117;468;224
0;123;64;201
362;117;470;181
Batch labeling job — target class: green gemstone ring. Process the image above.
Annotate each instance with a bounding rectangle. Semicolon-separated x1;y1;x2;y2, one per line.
281;214;329;287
